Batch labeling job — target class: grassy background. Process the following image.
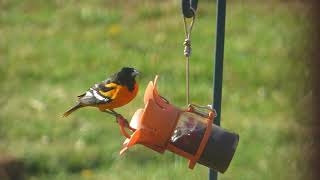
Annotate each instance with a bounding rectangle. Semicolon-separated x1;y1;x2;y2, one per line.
0;0;312;179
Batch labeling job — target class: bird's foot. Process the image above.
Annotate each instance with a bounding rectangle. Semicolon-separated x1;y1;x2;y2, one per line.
104;110;130;128
116;115;130;128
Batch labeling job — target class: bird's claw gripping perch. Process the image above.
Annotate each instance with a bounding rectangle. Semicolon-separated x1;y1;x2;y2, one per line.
116;114;129;128
104;110;135;132
116;114;136;132
116;115;136;139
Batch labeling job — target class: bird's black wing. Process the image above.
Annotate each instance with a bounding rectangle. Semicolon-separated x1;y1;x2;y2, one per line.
78;81;116;105
77;71;119;105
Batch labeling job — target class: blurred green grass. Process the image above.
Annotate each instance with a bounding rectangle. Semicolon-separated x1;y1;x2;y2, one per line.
0;0;312;179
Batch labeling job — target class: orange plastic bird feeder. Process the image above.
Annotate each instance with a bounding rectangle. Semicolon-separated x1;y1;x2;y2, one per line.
117;76;238;173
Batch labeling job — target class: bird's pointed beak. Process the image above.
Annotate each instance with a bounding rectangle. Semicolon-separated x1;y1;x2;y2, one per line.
132;69;141;77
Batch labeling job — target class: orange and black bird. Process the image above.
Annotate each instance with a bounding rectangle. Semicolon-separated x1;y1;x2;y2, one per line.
63;67;140;117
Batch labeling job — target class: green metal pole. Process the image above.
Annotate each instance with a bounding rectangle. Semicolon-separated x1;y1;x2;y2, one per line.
210;0;226;180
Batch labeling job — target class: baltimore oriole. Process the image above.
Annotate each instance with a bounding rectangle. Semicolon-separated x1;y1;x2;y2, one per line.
63;67;140;117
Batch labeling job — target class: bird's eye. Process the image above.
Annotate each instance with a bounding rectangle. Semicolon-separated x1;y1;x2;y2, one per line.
131;69;140;77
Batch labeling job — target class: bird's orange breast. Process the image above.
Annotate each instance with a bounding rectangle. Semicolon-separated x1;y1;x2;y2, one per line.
98;83;138;110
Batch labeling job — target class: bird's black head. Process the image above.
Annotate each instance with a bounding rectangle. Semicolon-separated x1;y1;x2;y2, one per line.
116;67;140;91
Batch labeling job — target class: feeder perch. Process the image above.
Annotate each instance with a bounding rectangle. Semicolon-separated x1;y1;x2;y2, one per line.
117;76;239;173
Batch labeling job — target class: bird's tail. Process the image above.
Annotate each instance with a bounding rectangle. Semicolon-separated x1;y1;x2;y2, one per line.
62;103;82;117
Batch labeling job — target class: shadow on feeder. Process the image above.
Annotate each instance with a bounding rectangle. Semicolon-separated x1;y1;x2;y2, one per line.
117;75;239;173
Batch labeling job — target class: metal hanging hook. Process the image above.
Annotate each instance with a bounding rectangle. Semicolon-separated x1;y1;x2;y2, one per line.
182;0;198;18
